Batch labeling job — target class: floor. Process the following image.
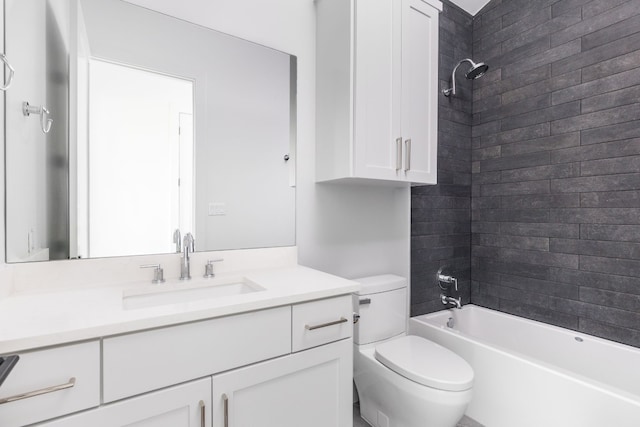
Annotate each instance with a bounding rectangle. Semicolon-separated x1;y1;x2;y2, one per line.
353;403;484;427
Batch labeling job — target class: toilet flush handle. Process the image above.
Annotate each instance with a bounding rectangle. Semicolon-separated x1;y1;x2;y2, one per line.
359;298;371;305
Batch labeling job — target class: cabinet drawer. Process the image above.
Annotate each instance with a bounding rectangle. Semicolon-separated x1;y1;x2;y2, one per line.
0;341;100;427
292;295;352;352
103;306;291;402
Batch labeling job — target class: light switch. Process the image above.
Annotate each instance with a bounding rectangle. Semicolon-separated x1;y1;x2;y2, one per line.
208;202;226;216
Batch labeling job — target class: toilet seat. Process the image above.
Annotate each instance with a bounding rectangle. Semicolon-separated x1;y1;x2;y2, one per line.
374;335;473;392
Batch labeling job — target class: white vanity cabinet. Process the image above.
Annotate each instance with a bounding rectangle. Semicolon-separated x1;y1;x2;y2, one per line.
38;378;212;427
212;339;352;427
8;295;354;427
0;341;100;427
316;0;441;185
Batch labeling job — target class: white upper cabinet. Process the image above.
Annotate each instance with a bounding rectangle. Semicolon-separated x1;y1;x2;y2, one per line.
316;0;441;185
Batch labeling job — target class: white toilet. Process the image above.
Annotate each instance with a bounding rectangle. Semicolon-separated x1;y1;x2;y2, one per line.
353;274;473;427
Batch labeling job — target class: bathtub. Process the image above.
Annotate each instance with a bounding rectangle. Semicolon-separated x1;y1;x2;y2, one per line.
409;305;640;427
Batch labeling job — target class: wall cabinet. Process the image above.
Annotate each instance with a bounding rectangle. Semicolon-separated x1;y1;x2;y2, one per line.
316;0;441;185
0;296;353;427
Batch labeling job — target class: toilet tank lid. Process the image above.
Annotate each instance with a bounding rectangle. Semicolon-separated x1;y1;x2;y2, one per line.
353;274;407;295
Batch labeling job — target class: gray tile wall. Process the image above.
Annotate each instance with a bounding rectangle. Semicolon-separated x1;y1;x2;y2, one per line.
411;0;473;316
471;0;640;347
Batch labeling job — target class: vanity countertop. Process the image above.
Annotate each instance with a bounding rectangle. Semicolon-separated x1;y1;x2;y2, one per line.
0;265;359;354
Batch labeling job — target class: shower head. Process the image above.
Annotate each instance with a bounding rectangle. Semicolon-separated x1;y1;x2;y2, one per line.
443;58;489;97
465;62;488;80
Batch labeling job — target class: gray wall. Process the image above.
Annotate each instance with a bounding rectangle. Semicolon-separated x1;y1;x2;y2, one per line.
411;0;472;316
412;0;640;348
471;0;640;347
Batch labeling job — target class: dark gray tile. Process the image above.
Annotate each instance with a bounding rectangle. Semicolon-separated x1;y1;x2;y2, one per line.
501;101;581;132
474;233;550;251
551;173;640;193
580;254;640;277
581;155;640;177
551;66;640;106
581;84;640;114
551;104;640;135
582;0;636;19
480;151;550;172
503;39;582;79
552;31;640;76
501;194;580;208
481;180;550;197
580;287;640;312
501;133;580;156
499;299;579;329
500;222;580;238
548;296;640;330
551;138;640;163
478;123;550;148
501;273;579;299
581;224;640;241
582;13;640;51
550;238;640;260
550;207;640;224
550;0;640;47
550;267;640;296
501;163;579;183
582;49;640;83
581;123;640;146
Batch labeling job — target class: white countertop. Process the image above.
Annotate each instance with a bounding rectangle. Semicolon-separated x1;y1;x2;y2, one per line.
0;265;359;354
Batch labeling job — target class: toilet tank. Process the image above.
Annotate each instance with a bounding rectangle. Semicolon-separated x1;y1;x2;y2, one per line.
353;274;407;345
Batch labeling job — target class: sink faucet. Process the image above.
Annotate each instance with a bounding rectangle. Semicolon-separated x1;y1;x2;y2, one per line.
180;233;195;280
441;294;462;309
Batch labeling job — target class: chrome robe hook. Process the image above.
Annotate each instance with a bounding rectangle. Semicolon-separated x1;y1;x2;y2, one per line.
0;53;15;91
22;102;53;134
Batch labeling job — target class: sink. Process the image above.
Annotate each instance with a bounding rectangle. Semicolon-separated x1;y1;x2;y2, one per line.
123;278;264;310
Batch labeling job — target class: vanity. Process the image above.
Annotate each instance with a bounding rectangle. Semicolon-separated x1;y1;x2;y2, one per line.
0;249;359;427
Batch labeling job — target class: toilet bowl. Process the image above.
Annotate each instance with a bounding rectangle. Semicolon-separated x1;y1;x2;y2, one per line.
353;275;473;427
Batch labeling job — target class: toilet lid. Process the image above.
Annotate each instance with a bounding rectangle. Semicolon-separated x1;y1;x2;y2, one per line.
374;336;473;392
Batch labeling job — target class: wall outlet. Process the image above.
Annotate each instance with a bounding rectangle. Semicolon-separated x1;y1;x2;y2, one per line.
208;202;227;216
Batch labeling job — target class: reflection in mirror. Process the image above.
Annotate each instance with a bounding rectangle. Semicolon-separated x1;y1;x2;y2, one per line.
5;0;296;263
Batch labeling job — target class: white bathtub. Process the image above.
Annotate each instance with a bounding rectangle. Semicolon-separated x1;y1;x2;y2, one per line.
409;305;640;427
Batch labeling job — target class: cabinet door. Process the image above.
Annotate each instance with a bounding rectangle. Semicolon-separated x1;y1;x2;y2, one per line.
212;339;352;427
39;378;211;427
401;0;439;184
353;0;402;181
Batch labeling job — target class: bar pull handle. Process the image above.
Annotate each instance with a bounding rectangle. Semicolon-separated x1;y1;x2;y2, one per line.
222;393;229;427
404;138;411;171
305;317;348;331
199;400;206;427
0;53;15;91
0;377;75;404
395;138;402;171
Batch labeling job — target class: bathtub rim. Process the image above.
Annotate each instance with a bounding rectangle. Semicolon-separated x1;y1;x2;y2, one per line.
410;304;640;408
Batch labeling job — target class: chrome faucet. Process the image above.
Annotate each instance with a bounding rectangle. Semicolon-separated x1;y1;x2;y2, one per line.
180;233;195;280
441;294;462;309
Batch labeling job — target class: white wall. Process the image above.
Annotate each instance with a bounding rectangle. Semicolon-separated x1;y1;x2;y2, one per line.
125;0;410;280
0;0;409;284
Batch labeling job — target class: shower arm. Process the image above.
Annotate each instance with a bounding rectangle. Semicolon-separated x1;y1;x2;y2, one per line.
443;58;474;97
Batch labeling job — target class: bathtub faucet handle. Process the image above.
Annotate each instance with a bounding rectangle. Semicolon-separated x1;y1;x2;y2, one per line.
437;267;458;291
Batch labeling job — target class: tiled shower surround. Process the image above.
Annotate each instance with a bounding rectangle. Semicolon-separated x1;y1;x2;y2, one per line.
411;0;640;348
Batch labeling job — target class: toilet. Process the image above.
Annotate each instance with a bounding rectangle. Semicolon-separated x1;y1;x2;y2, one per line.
353;274;473;427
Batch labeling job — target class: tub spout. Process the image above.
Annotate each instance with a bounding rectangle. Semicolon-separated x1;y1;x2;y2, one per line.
441;293;462;309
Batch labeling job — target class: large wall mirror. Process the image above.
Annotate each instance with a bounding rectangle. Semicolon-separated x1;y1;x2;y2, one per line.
5;0;296;263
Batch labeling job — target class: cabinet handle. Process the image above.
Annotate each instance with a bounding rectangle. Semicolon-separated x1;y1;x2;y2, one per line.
222;393;229;427
404;139;411;172
395;138;402;171
199;400;206;427
0;377;75;404
305;317;348;331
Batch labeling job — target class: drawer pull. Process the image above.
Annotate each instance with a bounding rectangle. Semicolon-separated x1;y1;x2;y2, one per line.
199;400;206;427
305;317;348;331
222;393;229;427
0;377;76;404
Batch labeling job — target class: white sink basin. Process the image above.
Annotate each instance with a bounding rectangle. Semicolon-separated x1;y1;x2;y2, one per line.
123;278;264;310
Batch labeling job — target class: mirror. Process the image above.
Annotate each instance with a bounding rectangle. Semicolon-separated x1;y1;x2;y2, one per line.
5;0;296;263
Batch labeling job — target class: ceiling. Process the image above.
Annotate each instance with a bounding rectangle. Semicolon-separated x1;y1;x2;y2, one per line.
448;0;492;16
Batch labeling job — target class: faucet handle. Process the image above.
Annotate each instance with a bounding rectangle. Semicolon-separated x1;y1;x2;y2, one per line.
203;258;224;278
140;264;165;284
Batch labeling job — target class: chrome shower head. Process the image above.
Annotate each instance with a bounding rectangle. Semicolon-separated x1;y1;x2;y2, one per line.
465;62;488;80
443;58;489;97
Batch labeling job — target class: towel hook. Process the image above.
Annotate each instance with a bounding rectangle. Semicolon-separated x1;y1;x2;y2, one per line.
0;54;15;91
22;102;53;134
